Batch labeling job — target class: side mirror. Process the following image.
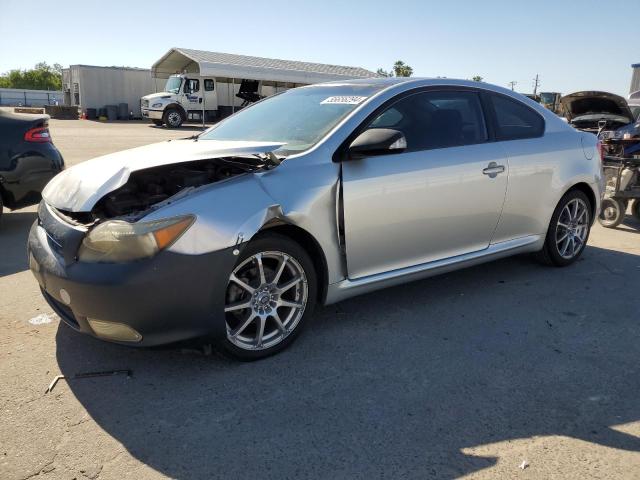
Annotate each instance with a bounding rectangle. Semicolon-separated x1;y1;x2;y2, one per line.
348;128;407;159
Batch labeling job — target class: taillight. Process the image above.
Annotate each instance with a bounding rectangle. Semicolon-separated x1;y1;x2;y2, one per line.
24;127;52;143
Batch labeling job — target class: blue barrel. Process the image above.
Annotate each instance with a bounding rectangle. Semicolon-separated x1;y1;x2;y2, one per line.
118;103;128;120
106;105;118;121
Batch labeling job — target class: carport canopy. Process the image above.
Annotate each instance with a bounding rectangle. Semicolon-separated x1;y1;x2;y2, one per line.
151;48;378;85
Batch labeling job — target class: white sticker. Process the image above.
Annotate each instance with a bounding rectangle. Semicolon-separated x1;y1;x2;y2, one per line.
321;96;367;105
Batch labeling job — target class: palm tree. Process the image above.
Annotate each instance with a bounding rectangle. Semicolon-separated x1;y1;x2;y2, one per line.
393;61;413;77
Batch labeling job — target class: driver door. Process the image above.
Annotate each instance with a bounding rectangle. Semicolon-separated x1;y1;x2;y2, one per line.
341;89;508;279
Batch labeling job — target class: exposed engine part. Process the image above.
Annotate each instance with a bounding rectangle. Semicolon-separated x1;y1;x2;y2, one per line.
57;157;269;224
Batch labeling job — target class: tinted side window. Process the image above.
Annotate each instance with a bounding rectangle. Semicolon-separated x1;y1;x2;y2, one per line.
366;90;488;152
204;79;215;91
490;94;544;140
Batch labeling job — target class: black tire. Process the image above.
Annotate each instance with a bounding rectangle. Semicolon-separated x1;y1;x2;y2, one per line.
152;120;164;126
630;199;640;221
0;191;3;224
598;197;625;228
219;232;317;361
535;189;592;267
163;108;183;128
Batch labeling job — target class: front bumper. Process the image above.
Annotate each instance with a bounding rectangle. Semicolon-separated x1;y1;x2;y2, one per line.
141;109;163;120
27;207;240;346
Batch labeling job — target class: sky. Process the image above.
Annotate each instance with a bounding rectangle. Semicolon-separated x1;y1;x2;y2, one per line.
0;0;637;96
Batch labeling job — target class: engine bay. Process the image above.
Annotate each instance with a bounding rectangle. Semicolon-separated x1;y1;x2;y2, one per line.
56;157;269;225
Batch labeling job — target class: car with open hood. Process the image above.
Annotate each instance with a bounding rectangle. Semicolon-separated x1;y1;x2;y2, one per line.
560;91;636;134
28;78;602;360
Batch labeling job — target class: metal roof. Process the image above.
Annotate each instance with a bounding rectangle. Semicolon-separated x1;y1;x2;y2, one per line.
151;48;378;84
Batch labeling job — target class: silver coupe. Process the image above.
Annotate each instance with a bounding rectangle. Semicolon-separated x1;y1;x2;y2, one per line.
29;78;602;359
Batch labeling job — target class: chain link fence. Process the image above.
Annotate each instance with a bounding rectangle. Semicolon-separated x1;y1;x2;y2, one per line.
0;88;63;107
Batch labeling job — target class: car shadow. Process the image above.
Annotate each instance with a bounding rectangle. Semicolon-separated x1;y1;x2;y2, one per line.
0;210;37;277
55;245;640;479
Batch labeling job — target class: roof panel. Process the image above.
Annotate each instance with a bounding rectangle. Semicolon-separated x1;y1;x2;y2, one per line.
152;48;378;83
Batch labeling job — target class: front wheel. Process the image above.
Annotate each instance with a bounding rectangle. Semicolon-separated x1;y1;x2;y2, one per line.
220;232;317;360
598;197;625;228
535;190;592;267
163;108;183;128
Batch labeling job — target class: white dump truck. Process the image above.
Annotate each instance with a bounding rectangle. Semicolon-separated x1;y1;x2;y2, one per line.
141;48;378;128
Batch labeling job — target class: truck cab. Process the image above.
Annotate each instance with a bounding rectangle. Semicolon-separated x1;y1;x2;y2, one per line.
141;74;218;128
540;92;562;114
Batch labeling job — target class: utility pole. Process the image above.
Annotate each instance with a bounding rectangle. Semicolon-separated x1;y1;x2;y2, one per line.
533;74;540;96
508;81;517;91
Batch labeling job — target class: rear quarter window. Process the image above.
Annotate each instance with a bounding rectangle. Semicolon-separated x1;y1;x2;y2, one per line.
490;93;545;140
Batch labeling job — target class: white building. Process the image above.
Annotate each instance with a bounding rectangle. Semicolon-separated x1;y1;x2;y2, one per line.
62;65;155;117
150;48;378;118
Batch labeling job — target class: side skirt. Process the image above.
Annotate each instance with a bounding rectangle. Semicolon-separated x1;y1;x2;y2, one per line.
324;235;543;305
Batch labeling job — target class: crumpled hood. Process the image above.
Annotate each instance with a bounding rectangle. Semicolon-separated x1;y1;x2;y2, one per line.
42;139;285;212
560;91;634;123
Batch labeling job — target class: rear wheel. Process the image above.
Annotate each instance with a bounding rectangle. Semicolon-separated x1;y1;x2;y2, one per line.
220;233;317;360
163;108;183;128
152;120;163;126
536;190;591;267
598;197;625;228
630;199;640;221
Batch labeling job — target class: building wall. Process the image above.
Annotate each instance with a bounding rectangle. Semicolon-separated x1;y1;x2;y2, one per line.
64;66;157;117
631;64;640;95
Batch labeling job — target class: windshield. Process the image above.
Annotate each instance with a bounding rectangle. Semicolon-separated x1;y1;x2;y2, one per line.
540;93;556;104
165;77;182;94
200;84;385;155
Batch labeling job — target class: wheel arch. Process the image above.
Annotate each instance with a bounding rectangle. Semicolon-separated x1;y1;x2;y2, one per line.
164;103;187;120
565;182;598;224
256;221;329;304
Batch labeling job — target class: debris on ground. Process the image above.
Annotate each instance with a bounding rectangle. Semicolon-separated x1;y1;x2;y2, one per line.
45;369;132;394
28;313;57;325
519;460;529;470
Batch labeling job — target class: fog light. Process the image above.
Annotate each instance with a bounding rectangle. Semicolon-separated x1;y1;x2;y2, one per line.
87;319;142;342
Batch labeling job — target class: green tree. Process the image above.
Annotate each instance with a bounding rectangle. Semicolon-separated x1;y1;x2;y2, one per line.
376;68;393;77
376;60;414;78
0;62;62;90
393;61;413;77
472;75;483;82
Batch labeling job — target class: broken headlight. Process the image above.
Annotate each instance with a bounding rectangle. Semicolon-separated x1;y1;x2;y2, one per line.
78;215;194;263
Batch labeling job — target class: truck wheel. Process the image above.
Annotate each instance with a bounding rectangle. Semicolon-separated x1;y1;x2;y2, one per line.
152;120;163;126
630;199;640;221
598;198;625;228
163;108;183;128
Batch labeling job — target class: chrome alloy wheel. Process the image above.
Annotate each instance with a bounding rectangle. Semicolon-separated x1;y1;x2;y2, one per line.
556;198;589;259
224;251;308;351
166;111;182;127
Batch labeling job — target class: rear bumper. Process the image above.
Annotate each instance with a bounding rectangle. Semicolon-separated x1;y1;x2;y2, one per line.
0;144;63;209
28;216;240;346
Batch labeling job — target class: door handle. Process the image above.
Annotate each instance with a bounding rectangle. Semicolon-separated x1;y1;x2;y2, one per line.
483;162;505;178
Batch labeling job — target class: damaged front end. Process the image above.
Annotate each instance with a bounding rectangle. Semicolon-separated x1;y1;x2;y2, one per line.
28;140;292;345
